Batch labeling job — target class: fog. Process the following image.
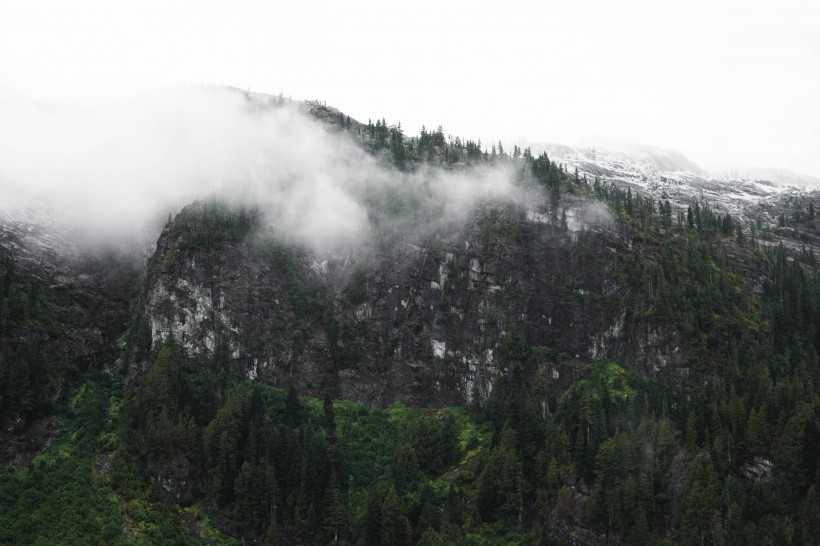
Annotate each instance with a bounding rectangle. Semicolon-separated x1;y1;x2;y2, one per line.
0;87;521;255
2;1;817;179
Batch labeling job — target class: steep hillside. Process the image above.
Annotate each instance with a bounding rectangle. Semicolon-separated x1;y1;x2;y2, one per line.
2;95;820;545
542;142;820;226
0;209;136;439
133;193;690;408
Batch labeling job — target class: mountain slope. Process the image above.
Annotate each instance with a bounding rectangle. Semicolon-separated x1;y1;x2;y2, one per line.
134;191;693;409
1;94;820;545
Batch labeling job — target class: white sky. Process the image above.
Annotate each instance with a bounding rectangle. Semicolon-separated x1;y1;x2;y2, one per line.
1;0;818;176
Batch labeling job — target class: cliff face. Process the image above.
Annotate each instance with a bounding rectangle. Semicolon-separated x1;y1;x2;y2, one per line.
0;212;136;443
136;195;689;407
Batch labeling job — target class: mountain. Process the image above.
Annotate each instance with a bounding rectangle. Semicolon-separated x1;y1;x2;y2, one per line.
536;141;818;222
2;93;820;545
132;193;682;408
547;142;820;254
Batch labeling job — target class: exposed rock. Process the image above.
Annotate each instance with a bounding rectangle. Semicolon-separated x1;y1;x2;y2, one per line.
156;453;194;503
134;198;693;407
0;416;60;467
0;211;137;430
546;479;611;545
740;456;774;483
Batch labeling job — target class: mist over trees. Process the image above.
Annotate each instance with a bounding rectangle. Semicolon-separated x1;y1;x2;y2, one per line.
1;93;820;545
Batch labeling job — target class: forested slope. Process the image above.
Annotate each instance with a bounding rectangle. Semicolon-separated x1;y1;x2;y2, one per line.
1;98;819;545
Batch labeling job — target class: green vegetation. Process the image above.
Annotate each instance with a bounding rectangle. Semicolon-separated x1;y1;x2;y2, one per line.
3;314;820;545
0;249;67;427
3;113;820;545
173;202;255;250
0;372;194;546
585;181;820;544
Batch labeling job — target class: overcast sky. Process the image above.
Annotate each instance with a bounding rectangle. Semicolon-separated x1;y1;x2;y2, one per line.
1;0;818;176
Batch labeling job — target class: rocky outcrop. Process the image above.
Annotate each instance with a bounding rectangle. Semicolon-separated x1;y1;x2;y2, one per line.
135;196;691;407
740;456;774;483
0;212;137;375
0;212;137;433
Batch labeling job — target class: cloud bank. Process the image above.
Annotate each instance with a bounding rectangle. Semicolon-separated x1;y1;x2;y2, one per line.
0;87;520;255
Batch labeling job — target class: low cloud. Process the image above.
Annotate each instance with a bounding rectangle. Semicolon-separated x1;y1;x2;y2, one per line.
0;87;522;255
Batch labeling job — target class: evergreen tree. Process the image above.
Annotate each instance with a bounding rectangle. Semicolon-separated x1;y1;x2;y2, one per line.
381;486;409;546
321;472;345;543
365;486;382;546
680;451;721;545
393;441;420;493
416;484;439;537
626;187;634;216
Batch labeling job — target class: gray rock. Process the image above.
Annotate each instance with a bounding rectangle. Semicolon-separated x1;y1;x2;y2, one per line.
134;198;693;407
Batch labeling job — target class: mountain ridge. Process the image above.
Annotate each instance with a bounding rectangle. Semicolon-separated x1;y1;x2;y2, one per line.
2;93;820;545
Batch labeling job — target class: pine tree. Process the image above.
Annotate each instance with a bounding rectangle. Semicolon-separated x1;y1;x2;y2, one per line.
440;481;461;538
626;187;634;216
393;442;420;493
680;451;720;545
500;446;524;525
323;395;339;475
285;385;301;429
321;473;345;543
416;484;438;537
234;461;256;531
365;486;381;546
381;486;409;546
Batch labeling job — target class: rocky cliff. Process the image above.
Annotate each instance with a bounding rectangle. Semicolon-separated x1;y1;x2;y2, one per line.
134;191;692;407
0;210;136;457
